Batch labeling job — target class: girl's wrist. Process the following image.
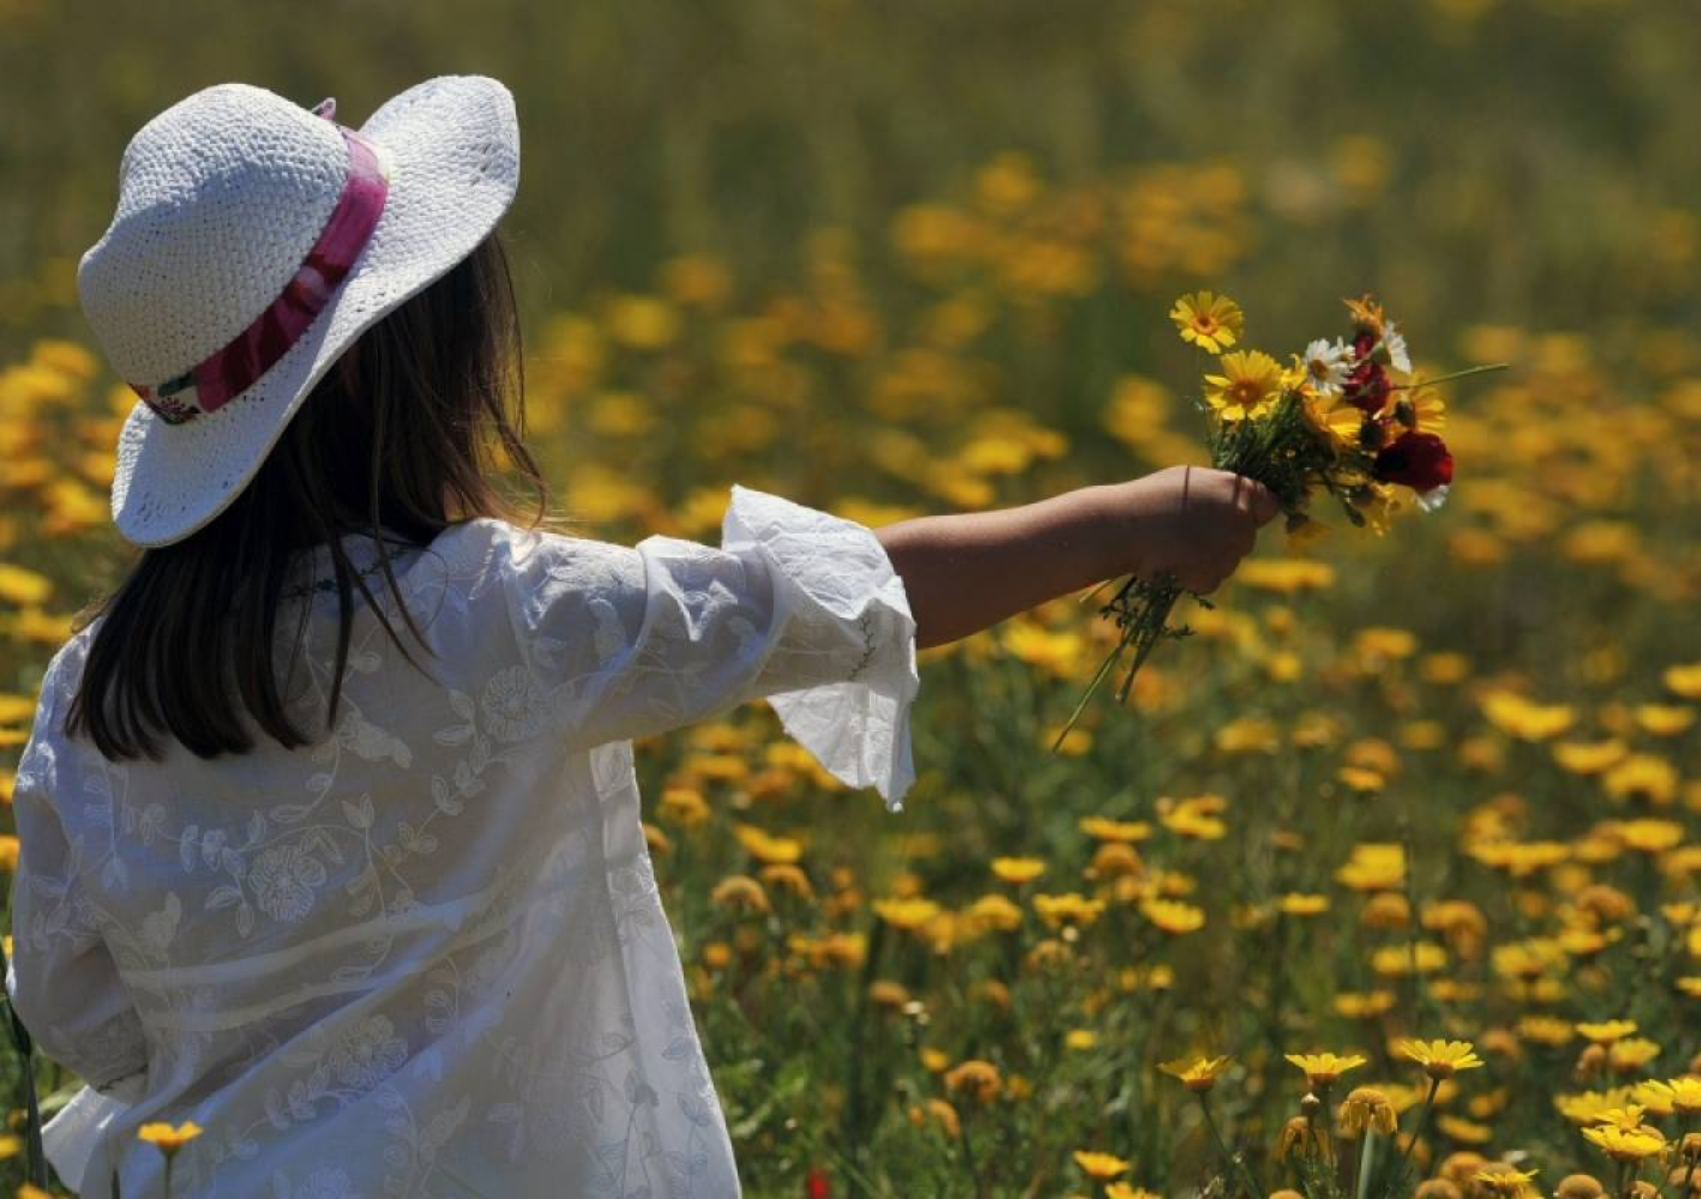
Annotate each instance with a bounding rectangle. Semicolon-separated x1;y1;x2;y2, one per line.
1073;482;1148;584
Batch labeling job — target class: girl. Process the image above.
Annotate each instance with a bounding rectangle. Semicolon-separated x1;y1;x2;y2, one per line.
9;77;1278;1196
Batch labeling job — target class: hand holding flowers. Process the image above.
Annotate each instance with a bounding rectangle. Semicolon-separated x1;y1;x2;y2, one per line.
1053;292;1505;749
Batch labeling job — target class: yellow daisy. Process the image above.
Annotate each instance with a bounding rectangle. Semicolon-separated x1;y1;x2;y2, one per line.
1304;394;1367;449
1582;1124;1667;1162
1473;1166;1540;1197
990;856;1047;884
1338;1086;1399;1136
1159;1055;1234;1093
1400;1039;1485;1079
1072;1149;1132;1180
137;1121;204;1156
1575;1019;1637;1045
1169;291;1244;353
1204;350;1285;422
1285;1051;1368;1088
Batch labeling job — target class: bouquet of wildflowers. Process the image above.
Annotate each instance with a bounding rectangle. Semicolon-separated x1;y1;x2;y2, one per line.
1053;292;1503;749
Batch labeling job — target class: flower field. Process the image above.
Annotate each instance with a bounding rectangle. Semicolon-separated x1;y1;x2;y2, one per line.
2;0;1701;1195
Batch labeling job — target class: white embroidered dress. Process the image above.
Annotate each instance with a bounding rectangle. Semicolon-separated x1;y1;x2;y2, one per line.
8;486;919;1198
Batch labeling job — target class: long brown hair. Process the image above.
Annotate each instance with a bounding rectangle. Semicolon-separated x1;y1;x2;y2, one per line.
66;230;553;762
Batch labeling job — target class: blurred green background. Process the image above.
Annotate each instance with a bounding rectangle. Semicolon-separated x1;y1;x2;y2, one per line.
4;0;1699;362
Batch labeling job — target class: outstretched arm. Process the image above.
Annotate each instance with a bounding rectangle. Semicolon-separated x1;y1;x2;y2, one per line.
874;465;1282;650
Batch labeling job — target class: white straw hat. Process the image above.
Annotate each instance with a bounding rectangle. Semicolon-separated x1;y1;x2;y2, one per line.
77;75;521;548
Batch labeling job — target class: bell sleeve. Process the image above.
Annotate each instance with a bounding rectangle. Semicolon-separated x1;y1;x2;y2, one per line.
514;485;920;809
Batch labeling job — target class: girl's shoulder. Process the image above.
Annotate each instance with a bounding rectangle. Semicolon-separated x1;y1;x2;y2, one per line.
427;517;636;595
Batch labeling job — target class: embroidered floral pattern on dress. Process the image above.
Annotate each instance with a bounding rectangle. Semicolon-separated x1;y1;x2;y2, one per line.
7;486;918;1198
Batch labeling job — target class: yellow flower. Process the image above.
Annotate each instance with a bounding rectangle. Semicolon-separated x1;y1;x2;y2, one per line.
1400;1040;1485;1079
917;1097;960;1138
1602;754;1678;805
990;857;1046;884
603;293;679;349
1140;898;1206;934
710;875;771;915
1304;394;1367;449
1634;704;1693;736
1582;1124;1667;1162
1608;1038;1661;1073
1160;797;1229;839
868;980;911;1009
1655;1077;1701;1117
943;1059;1003;1103
1552;740;1629;775
758;863;814;900
1335;991;1397;1020
874;897;943;931
1664;663;1701;700
1276;1115;1329;1161
1338;1086;1400;1136
0;564;51;607
733;823;803;865
1203;350;1284;422
1033;892;1106;929
1575;1020;1637;1046
1278;893;1330;917
1344;293;1388;335
1106;1185;1162;1199
659;786;711;829
1397;384;1448;434
1337;765;1386;794
1479;691;1576;741
1072;1149;1132;1180
1472;1166;1540;1197
1237;559;1337;595
137;1121;204;1156
1169;291;1244;353
1556;1088;1637;1126
963;893;1024;933
1337;843;1407;892
1159;1055;1233;1093
1590;1105;1646;1131
1286;1052;1368;1088
1078;816;1153;843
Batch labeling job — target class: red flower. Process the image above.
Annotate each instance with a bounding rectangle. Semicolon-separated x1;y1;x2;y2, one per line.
1343;358;1390;414
1373;431;1453;493
806;1166;831;1199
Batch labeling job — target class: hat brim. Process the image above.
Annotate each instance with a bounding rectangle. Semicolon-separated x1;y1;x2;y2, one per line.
109;75;521;548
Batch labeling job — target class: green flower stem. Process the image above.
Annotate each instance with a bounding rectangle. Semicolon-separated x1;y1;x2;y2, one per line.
958;1107;987;1199
1050;574;1185;751
1353;1129;1378;1199
1391;1076;1442;1193
1387;362;1510;390
1199;1094;1263;1198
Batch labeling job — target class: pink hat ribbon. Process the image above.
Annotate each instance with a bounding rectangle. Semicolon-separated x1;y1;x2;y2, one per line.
128;98;390;425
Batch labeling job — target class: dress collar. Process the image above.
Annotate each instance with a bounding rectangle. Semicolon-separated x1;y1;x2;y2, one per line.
284;529;428;601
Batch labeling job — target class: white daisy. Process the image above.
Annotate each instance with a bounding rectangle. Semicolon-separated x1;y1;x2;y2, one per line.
1382;320;1412;373
1416;483;1450;512
1300;338;1352;398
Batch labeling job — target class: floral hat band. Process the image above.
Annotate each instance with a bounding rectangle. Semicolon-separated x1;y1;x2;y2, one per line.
127;98;393;426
